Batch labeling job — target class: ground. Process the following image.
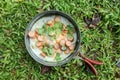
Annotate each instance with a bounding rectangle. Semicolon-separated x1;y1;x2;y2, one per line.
0;0;120;80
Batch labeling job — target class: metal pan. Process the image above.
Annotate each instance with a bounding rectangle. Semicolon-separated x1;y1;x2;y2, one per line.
25;10;81;66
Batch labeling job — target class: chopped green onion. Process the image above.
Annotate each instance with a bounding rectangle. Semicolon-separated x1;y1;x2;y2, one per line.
55;53;61;61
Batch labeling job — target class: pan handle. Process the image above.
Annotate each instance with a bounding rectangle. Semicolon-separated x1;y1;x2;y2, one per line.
75;51;103;76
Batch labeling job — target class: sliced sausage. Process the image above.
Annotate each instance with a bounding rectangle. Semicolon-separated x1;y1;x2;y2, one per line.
47;20;54;26
59;34;65;39
45;39;50;46
65;49;70;54
69;45;74;50
36;42;43;47
28;31;35;38
54;43;59;50
59;39;65;46
54;16;61;22
65;41;72;47
56;37;62;43
38;35;44;42
40;53;46;58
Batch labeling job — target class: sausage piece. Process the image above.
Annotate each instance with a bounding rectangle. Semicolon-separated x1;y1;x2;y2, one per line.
56;34;65;42
54;16;61;22
54;43;59;50
65;49;70;54
38;35;44;42
28;31;36;38
40;53;46;58
47;20;54;26
69;45;74;50
65;41;72;47
59;39;65;46
36;42;43;47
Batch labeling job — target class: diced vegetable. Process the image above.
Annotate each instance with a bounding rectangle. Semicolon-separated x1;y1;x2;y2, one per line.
48;31;55;36
37;28;44;35
42;46;54;56
42;46;48;54
61;45;67;51
54;22;63;29
48;45;54;55
55;53;61;61
66;25;74;34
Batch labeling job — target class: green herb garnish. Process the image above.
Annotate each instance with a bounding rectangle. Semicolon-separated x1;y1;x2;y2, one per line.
42;45;54;56
42;46;48;54
55;53;61;61
67;34;73;40
53;22;63;30
48;45;54;55
66;24;74;34
37;28;44;35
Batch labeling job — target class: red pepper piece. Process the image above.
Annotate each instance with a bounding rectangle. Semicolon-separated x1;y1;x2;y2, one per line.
84;57;103;65
84;58;98;76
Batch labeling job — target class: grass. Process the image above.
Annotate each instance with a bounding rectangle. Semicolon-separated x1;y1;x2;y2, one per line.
0;0;120;80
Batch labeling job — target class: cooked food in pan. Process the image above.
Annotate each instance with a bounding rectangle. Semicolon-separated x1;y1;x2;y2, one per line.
28;16;76;62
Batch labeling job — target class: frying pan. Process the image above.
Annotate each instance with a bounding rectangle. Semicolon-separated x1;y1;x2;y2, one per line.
25;10;80;66
25;10;103;75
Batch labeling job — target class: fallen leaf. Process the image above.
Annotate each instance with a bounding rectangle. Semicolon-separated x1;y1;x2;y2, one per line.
41;66;52;74
84;13;100;29
112;56;116;61
91;13;100;26
115;72;120;78
85;64;92;73
117;62;120;68
84;17;92;26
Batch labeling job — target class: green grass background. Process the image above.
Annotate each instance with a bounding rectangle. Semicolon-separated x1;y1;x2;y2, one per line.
0;0;120;80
